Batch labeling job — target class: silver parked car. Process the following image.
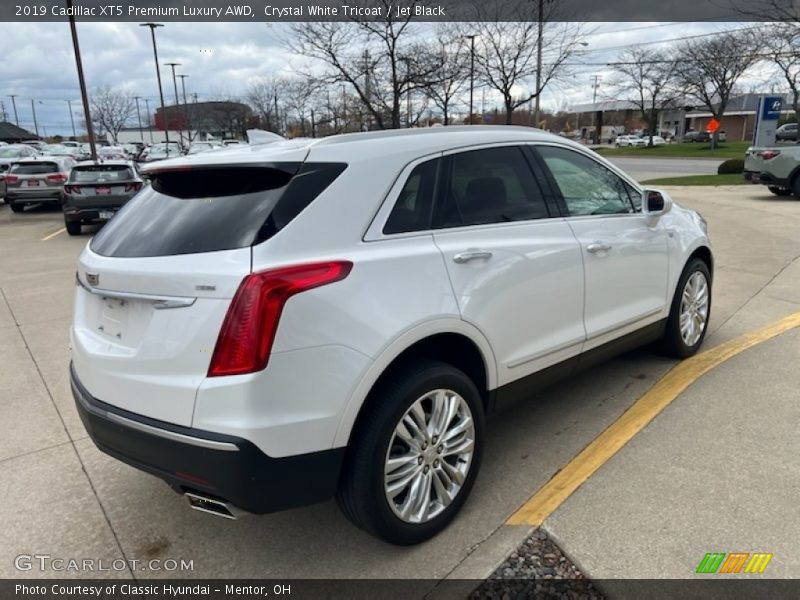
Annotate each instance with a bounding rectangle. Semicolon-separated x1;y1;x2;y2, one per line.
5;156;75;213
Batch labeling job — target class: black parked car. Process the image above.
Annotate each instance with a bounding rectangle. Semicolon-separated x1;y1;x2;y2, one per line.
684;130;711;143
62;161;143;235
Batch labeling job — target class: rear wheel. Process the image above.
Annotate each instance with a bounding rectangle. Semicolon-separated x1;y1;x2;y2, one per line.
8;202;23;213
791;174;800;199
337;360;484;545
65;220;81;236
660;258;711;358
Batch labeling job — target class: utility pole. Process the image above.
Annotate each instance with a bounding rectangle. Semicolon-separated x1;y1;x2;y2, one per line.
0;101;7;123
590;75;601;143
533;0;545;128
9;95;19;126
133;97;144;141
140;23;169;145
68;0;97;159
363;49;371;130
341;83;347;131
66;100;77;139
273;92;279;134
177;74;190;143
165;62;182;146
464;35;476;125
30;99;40;137
144;98;154;143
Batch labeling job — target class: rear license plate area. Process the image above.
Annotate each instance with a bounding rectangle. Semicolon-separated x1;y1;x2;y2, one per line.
24;179;40;187
98;297;129;340
98;210;115;220
96;186;111;195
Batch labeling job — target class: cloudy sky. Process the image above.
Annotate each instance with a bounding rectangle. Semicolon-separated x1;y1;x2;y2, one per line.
0;21;770;136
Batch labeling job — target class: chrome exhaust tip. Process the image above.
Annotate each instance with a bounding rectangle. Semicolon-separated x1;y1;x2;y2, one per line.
185;492;241;520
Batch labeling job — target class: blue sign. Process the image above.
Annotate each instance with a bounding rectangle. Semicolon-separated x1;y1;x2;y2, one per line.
762;96;782;121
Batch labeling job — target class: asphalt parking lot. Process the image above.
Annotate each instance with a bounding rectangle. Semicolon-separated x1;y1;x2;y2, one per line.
1;183;799;587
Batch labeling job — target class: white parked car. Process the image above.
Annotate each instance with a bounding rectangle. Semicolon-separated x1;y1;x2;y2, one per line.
615;135;647;148
644;135;668;146
71;127;713;544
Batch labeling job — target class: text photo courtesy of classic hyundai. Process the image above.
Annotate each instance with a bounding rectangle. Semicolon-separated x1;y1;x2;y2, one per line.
71;126;712;545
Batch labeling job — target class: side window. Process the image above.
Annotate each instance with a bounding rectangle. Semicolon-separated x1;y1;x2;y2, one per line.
383;158;438;234
537;146;635;216
624;180;643;211
434;146;548;228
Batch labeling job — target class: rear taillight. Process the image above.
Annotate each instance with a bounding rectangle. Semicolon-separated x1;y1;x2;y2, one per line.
64;185;80;194
760;150;781;161
4;175;19;184
207;261;353;377
46;173;68;184
125;182;143;192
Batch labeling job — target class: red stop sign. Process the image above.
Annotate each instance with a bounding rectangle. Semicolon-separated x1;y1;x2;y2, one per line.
707;118;720;133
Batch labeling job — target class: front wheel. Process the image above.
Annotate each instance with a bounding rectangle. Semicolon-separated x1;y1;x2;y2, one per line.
337;360;484;545
660;259;712;358
8;202;23;213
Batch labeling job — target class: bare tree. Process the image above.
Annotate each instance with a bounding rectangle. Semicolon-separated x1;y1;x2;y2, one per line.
762;24;800;123
90;86;136;143
674;29;763;144
285;1;442;130
611;48;680;146
246;77;289;133
462;1;587;125
417;29;470;125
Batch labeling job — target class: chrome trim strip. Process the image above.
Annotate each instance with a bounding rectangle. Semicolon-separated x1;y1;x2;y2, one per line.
586;309;664;341
71;377;239;452
76;273;196;309
506;338;585;370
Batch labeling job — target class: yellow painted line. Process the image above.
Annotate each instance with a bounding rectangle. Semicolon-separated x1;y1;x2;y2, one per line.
508;311;800;526
41;227;65;241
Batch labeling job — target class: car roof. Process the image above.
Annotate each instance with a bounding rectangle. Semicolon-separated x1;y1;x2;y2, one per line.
75;159;134;166
13;156;68;163
141;126;582;173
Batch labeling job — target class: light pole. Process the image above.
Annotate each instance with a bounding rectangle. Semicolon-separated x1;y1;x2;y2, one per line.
591;75;601;143
143;98;154;143
66;100;77;139
532;0;545;128
177;74;190;143
30;99;40;137
9;95;19;127
140;23;169;145
68;0;97;159
164;62;183;146
133;97;144;141
464;35;476;125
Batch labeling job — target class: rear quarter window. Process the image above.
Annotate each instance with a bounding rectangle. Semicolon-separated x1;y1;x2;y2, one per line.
90;163;346;258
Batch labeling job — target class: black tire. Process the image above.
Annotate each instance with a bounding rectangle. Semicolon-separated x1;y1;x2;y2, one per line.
660;258;712;358
792;174;800;199
768;186;791;197
337;359;485;545
8;202;23;213
65;220;82;236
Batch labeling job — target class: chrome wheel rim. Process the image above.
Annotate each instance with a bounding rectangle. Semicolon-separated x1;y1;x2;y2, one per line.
384;389;475;524
679;271;709;346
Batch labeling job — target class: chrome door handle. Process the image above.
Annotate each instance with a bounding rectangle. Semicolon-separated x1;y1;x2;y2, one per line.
586;242;612;254
453;250;493;264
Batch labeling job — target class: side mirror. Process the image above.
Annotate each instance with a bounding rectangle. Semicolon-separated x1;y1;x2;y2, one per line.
642;189;672;218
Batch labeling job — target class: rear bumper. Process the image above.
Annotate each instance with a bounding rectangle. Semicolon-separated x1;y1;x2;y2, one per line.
6;189;62;203
70;363;345;514
755;172;788;187
63;205;123;222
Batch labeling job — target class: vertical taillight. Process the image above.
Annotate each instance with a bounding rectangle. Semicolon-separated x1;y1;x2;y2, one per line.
207;261;353;377
46;173;68;184
125;182;143;192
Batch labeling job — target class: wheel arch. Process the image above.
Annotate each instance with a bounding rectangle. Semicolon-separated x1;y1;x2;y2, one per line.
333;320;497;449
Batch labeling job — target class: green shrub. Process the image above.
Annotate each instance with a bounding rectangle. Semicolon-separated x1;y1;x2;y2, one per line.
717;159;744;175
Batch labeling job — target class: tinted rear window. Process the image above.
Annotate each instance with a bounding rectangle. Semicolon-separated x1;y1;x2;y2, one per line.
72;165;134;182
10;163;58;174
90;163;346;258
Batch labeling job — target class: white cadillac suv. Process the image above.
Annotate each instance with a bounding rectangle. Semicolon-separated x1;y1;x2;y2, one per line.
71;126;712;544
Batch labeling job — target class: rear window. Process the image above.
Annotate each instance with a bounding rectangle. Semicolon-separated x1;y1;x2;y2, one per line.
90;163;346;258
10;162;58;174
72;165;134;183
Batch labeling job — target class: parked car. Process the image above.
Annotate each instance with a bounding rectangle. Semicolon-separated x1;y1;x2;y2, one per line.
21;140;46;150
123;143;145;160
0;143;40;177
639;135;667;146
4;156;75;212
187;141;221;155
222;139;245;146
71;126;713;544
744;145;800;197
684;130;710;143
96;146;129;161
775;123;798;142
62;161;144;235
139;142;182;162
615;135;646;148
42;144;83;159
